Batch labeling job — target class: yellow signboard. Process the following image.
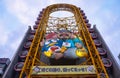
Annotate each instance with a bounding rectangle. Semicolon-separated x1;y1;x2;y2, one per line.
32;65;96;75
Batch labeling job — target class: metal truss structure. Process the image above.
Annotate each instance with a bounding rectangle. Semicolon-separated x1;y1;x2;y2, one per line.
19;4;109;78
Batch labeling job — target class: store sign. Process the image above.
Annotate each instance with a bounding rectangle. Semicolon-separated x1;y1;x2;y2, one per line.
32;65;96;75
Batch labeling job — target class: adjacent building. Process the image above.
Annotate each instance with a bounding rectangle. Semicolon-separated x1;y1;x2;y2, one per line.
0;58;10;78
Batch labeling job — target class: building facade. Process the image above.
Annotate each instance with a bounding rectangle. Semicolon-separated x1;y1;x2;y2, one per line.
3;4;120;78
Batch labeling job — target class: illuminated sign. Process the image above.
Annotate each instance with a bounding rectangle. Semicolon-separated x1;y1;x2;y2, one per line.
32;65;96;75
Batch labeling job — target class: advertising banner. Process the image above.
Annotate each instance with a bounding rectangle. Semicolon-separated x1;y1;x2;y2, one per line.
32;65;96;75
